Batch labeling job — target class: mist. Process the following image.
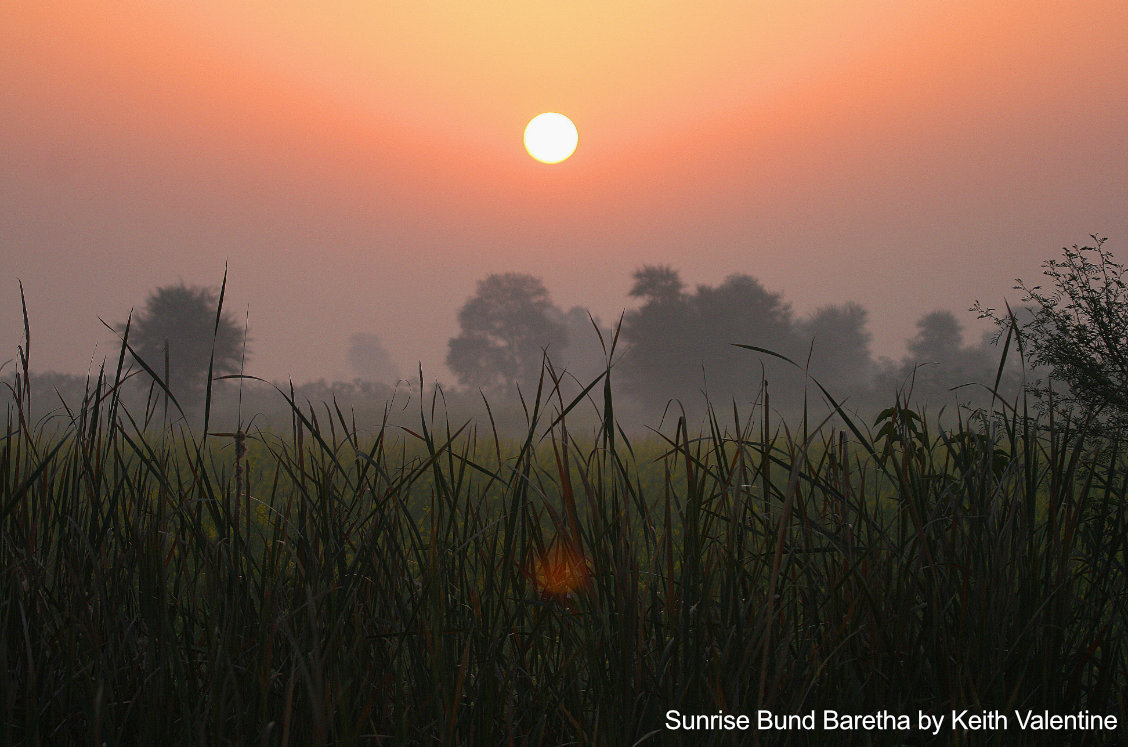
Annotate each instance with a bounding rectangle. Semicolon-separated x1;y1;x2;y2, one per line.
7;259;1033;439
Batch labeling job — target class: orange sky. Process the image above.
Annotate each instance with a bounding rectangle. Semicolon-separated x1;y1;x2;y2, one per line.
3;0;1127;384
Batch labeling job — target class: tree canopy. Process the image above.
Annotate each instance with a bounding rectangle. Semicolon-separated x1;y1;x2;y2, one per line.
121;283;244;404
800;302;874;392
978;236;1128;430
446;273;568;394
621;269;808;411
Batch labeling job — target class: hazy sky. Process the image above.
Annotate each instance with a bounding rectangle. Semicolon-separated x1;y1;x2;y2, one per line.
4;0;1127;384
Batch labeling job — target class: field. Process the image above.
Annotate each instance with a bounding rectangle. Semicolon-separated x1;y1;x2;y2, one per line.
2;349;1127;745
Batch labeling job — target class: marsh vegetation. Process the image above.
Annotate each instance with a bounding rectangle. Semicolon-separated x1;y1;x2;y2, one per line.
3;239;1127;744
2;335;1126;745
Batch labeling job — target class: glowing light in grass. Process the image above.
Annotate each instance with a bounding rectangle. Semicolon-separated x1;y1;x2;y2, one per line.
530;540;590;600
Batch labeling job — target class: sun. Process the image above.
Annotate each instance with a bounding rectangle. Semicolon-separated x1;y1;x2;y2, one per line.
524;113;578;164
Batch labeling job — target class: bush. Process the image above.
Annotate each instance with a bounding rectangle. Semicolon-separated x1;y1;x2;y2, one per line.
977;235;1128;432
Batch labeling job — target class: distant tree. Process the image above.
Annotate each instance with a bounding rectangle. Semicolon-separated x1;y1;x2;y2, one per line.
907;311;963;363
120;283;244;403
692;274;799;398
977;236;1128;429
621;269;802;410
799;302;875;391
892;309;995;407
347;333;400;382
628;265;684;303
620;267;693;408
446;273;568;394
4;371;89;416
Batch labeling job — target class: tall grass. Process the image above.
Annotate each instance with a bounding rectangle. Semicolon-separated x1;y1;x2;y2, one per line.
2;325;1126;744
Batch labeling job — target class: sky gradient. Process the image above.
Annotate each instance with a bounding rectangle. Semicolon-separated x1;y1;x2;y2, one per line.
3;0;1127;384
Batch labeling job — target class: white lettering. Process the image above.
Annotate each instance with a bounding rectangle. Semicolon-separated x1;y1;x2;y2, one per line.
918;711;944;735
758;710;815;729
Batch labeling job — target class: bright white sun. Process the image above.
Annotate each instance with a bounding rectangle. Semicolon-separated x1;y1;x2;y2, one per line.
524;113;578;164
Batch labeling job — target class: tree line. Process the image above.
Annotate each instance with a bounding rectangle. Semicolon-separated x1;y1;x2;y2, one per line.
444;265;1004;417
16;237;1123;429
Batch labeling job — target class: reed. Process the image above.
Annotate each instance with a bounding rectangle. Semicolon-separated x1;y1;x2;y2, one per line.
2;318;1125;745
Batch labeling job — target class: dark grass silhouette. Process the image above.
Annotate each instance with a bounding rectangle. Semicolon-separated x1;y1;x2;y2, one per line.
2;299;1126;745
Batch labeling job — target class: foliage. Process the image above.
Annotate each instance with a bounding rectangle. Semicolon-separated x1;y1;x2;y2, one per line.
622;268;886;414
977;235;1128;430
119;283;244;404
881;309;999;409
622;268;801;410
3;323;1127;744
907;310;964;362
799;302;874;391
627;263;684;302
446;273;568;394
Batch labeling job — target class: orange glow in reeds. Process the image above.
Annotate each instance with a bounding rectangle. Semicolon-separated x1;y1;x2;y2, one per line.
530;541;591;600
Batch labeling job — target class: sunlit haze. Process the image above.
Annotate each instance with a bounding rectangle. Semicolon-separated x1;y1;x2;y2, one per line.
3;0;1127;385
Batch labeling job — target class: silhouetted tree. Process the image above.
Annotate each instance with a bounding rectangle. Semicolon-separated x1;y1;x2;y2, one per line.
693;274;799;399
977;236;1128;429
347;332;400;382
121;283;244;404
621;269;802;411
620;267;693;408
907;311;963;364
888;309;994;407
800;302;875;392
446;273;568;394
628;265;684;303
